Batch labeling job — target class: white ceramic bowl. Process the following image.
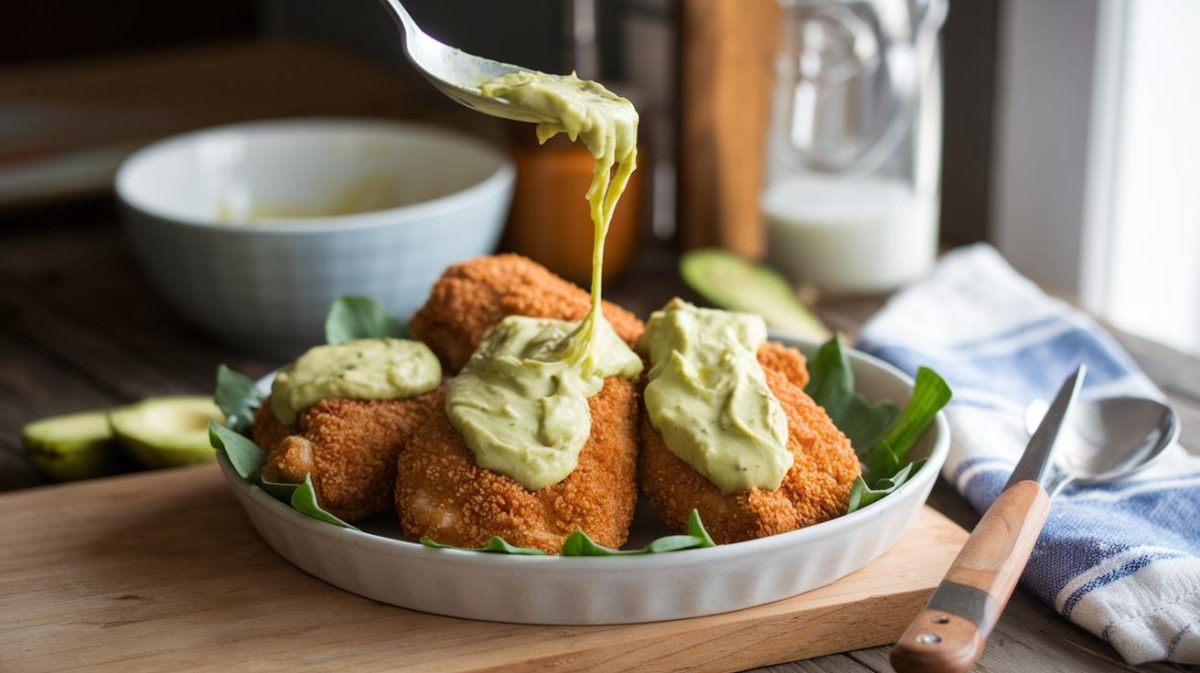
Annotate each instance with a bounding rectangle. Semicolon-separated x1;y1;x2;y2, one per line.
116;119;514;358
218;340;949;625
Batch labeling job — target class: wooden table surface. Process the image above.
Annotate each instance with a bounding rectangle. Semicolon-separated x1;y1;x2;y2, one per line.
1;210;1196;673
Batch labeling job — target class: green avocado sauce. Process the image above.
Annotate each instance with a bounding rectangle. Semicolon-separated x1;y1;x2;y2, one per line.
446;316;642;490
271;338;441;425
444;70;641;490
639;299;792;494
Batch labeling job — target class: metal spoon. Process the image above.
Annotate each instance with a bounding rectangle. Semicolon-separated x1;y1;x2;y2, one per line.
376;0;545;123
893;371;1180;672
1024;395;1179;495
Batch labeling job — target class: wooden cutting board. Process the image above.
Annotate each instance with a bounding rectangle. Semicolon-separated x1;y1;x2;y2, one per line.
0;465;967;673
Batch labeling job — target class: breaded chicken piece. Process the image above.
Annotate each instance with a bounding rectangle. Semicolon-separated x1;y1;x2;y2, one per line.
397;378;639;554
252;403;293;454
253;395;438;522
757;341;811;389
410;254;644;373
639;343;860;545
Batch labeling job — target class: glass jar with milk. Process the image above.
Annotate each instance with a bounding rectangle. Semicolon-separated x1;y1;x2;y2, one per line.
762;0;947;294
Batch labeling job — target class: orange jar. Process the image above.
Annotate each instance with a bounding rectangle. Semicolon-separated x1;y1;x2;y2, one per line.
501;127;643;286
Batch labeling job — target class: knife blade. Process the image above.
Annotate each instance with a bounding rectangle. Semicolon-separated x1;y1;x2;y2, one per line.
1005;364;1087;490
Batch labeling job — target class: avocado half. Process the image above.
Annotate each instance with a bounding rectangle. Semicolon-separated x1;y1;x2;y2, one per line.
109;396;224;468
22;410;123;481
680;249;830;342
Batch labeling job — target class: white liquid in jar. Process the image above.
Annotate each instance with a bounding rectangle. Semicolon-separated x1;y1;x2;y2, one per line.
761;175;938;294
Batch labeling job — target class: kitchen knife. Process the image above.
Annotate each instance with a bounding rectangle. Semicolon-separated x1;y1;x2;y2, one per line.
890;364;1087;673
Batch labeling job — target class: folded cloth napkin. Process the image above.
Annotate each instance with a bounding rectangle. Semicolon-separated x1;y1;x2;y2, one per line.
855;243;1200;665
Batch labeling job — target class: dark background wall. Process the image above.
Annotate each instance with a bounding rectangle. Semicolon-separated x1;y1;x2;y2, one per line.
938;0;999;247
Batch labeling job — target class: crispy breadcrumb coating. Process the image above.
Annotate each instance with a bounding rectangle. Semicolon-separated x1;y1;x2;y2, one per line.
252;403;292;454
757;341;811;389
639;343;860;544
255;395;438;522
396;378;640;554
410;254;644;373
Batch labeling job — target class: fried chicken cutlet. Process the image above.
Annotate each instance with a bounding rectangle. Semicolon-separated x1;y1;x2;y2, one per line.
639;342;861;545
395;255;647;553
396;378;639;553
253;395;437;522
410;254;644;373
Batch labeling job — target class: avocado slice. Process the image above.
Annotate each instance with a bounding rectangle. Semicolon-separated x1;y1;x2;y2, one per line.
22;410;123;481
680;249;831;341
109;396;224;469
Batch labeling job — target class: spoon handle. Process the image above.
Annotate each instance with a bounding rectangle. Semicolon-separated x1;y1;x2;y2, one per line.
891;480;1050;673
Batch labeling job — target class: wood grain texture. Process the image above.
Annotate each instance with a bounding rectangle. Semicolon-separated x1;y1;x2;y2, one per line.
677;0;779;257
0;465;967;673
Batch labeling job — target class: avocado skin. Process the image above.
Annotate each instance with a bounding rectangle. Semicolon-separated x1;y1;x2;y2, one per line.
23;433;123;481
22;410;127;482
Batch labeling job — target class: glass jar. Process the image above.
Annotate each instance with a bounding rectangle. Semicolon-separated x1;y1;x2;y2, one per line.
761;0;947;294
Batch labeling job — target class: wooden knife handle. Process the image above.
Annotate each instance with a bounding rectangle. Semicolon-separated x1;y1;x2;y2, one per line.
891;480;1050;673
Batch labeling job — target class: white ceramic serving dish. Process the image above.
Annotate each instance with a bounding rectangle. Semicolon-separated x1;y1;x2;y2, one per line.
116;119;514;358
218;340;949;625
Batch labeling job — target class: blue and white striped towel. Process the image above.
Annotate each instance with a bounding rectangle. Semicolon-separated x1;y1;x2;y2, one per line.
856;244;1200;665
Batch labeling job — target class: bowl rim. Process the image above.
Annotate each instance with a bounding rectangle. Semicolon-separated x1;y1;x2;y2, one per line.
114;117;515;235
221;337;950;571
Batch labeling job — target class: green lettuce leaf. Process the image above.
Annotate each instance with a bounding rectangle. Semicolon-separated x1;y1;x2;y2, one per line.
846;459;927;513
686;508;717;548
560;508;716;555
862;367;952;480
805;335;900;454
807;337;951;513
214;364;266;435
254;473;357;530
324;295;409;344
290;475;357;529
257;475;299;501
209;420;356;530
209;420;265;480
420;536;547;555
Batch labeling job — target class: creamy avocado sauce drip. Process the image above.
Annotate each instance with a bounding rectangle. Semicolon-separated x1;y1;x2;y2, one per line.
271;338;441;425
446;317;641;490
445;71;641;490
480;70;637;372
640;299;793;494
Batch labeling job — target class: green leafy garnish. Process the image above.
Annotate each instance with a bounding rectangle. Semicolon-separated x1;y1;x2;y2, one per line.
290;474;356;529
805;337;951;514
862;367;952;480
846;459;927;512
421;510;716;556
324;295;409;344
686;508;716;547
805;336;900;453
209;420;356;530
420;536;546;555
209;420;265;480
257;475;298;501
214;365;266;435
